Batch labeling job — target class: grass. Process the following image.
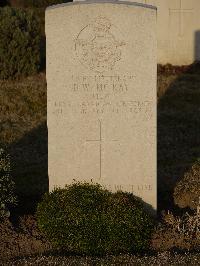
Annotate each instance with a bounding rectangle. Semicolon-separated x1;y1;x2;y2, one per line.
0;73;46;145
0;65;200;213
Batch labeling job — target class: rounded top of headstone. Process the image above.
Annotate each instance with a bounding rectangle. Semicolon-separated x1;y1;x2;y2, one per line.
46;1;157;11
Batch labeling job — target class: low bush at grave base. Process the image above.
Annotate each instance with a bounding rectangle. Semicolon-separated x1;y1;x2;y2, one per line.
0;7;41;79
0;148;17;220
37;182;154;255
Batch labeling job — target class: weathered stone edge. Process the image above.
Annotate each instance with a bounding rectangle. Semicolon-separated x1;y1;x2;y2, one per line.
46;1;157;12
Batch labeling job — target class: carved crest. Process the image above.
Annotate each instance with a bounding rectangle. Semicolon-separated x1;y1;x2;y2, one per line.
75;16;126;73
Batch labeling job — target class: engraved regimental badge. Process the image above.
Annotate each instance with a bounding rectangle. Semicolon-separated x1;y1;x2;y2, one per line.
75;16;126;73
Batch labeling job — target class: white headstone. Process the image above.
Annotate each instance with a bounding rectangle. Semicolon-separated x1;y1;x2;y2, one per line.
46;1;157;210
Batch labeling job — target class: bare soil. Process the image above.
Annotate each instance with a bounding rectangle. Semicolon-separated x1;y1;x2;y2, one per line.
0;216;51;263
2;252;200;265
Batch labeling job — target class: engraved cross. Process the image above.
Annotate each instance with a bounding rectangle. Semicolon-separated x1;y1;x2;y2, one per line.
86;120;119;179
169;0;194;37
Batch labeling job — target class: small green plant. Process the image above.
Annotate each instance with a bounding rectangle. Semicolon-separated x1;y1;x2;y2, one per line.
37;182;154;255
0;7;41;79
0;148;17;219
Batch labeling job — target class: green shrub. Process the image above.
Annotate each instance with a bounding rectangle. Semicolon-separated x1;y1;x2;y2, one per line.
0;7;41;79
37;182;154;255
8;0;70;8
0;148;17;219
31;0;70;8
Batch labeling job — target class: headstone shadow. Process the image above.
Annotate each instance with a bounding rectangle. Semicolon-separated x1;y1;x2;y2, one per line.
157;63;200;213
8;122;48;215
195;30;200;61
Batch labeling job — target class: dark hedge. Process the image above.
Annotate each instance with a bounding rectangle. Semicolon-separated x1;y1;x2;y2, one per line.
8;0;71;8
0;7;41;79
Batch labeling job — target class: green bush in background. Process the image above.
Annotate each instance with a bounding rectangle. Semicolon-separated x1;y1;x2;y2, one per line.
37;182;154;255
0;148;17;220
8;0;70;8
0;7;41;79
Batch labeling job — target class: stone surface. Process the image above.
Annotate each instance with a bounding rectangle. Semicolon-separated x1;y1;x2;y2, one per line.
74;0;200;65
148;0;200;65
46;2;157;210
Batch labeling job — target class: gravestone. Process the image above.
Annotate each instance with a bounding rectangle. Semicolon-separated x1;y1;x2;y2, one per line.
46;1;157;210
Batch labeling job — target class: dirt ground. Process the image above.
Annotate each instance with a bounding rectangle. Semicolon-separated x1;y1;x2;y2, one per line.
0;214;199;265
0;216;51;263
2;252;200;265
